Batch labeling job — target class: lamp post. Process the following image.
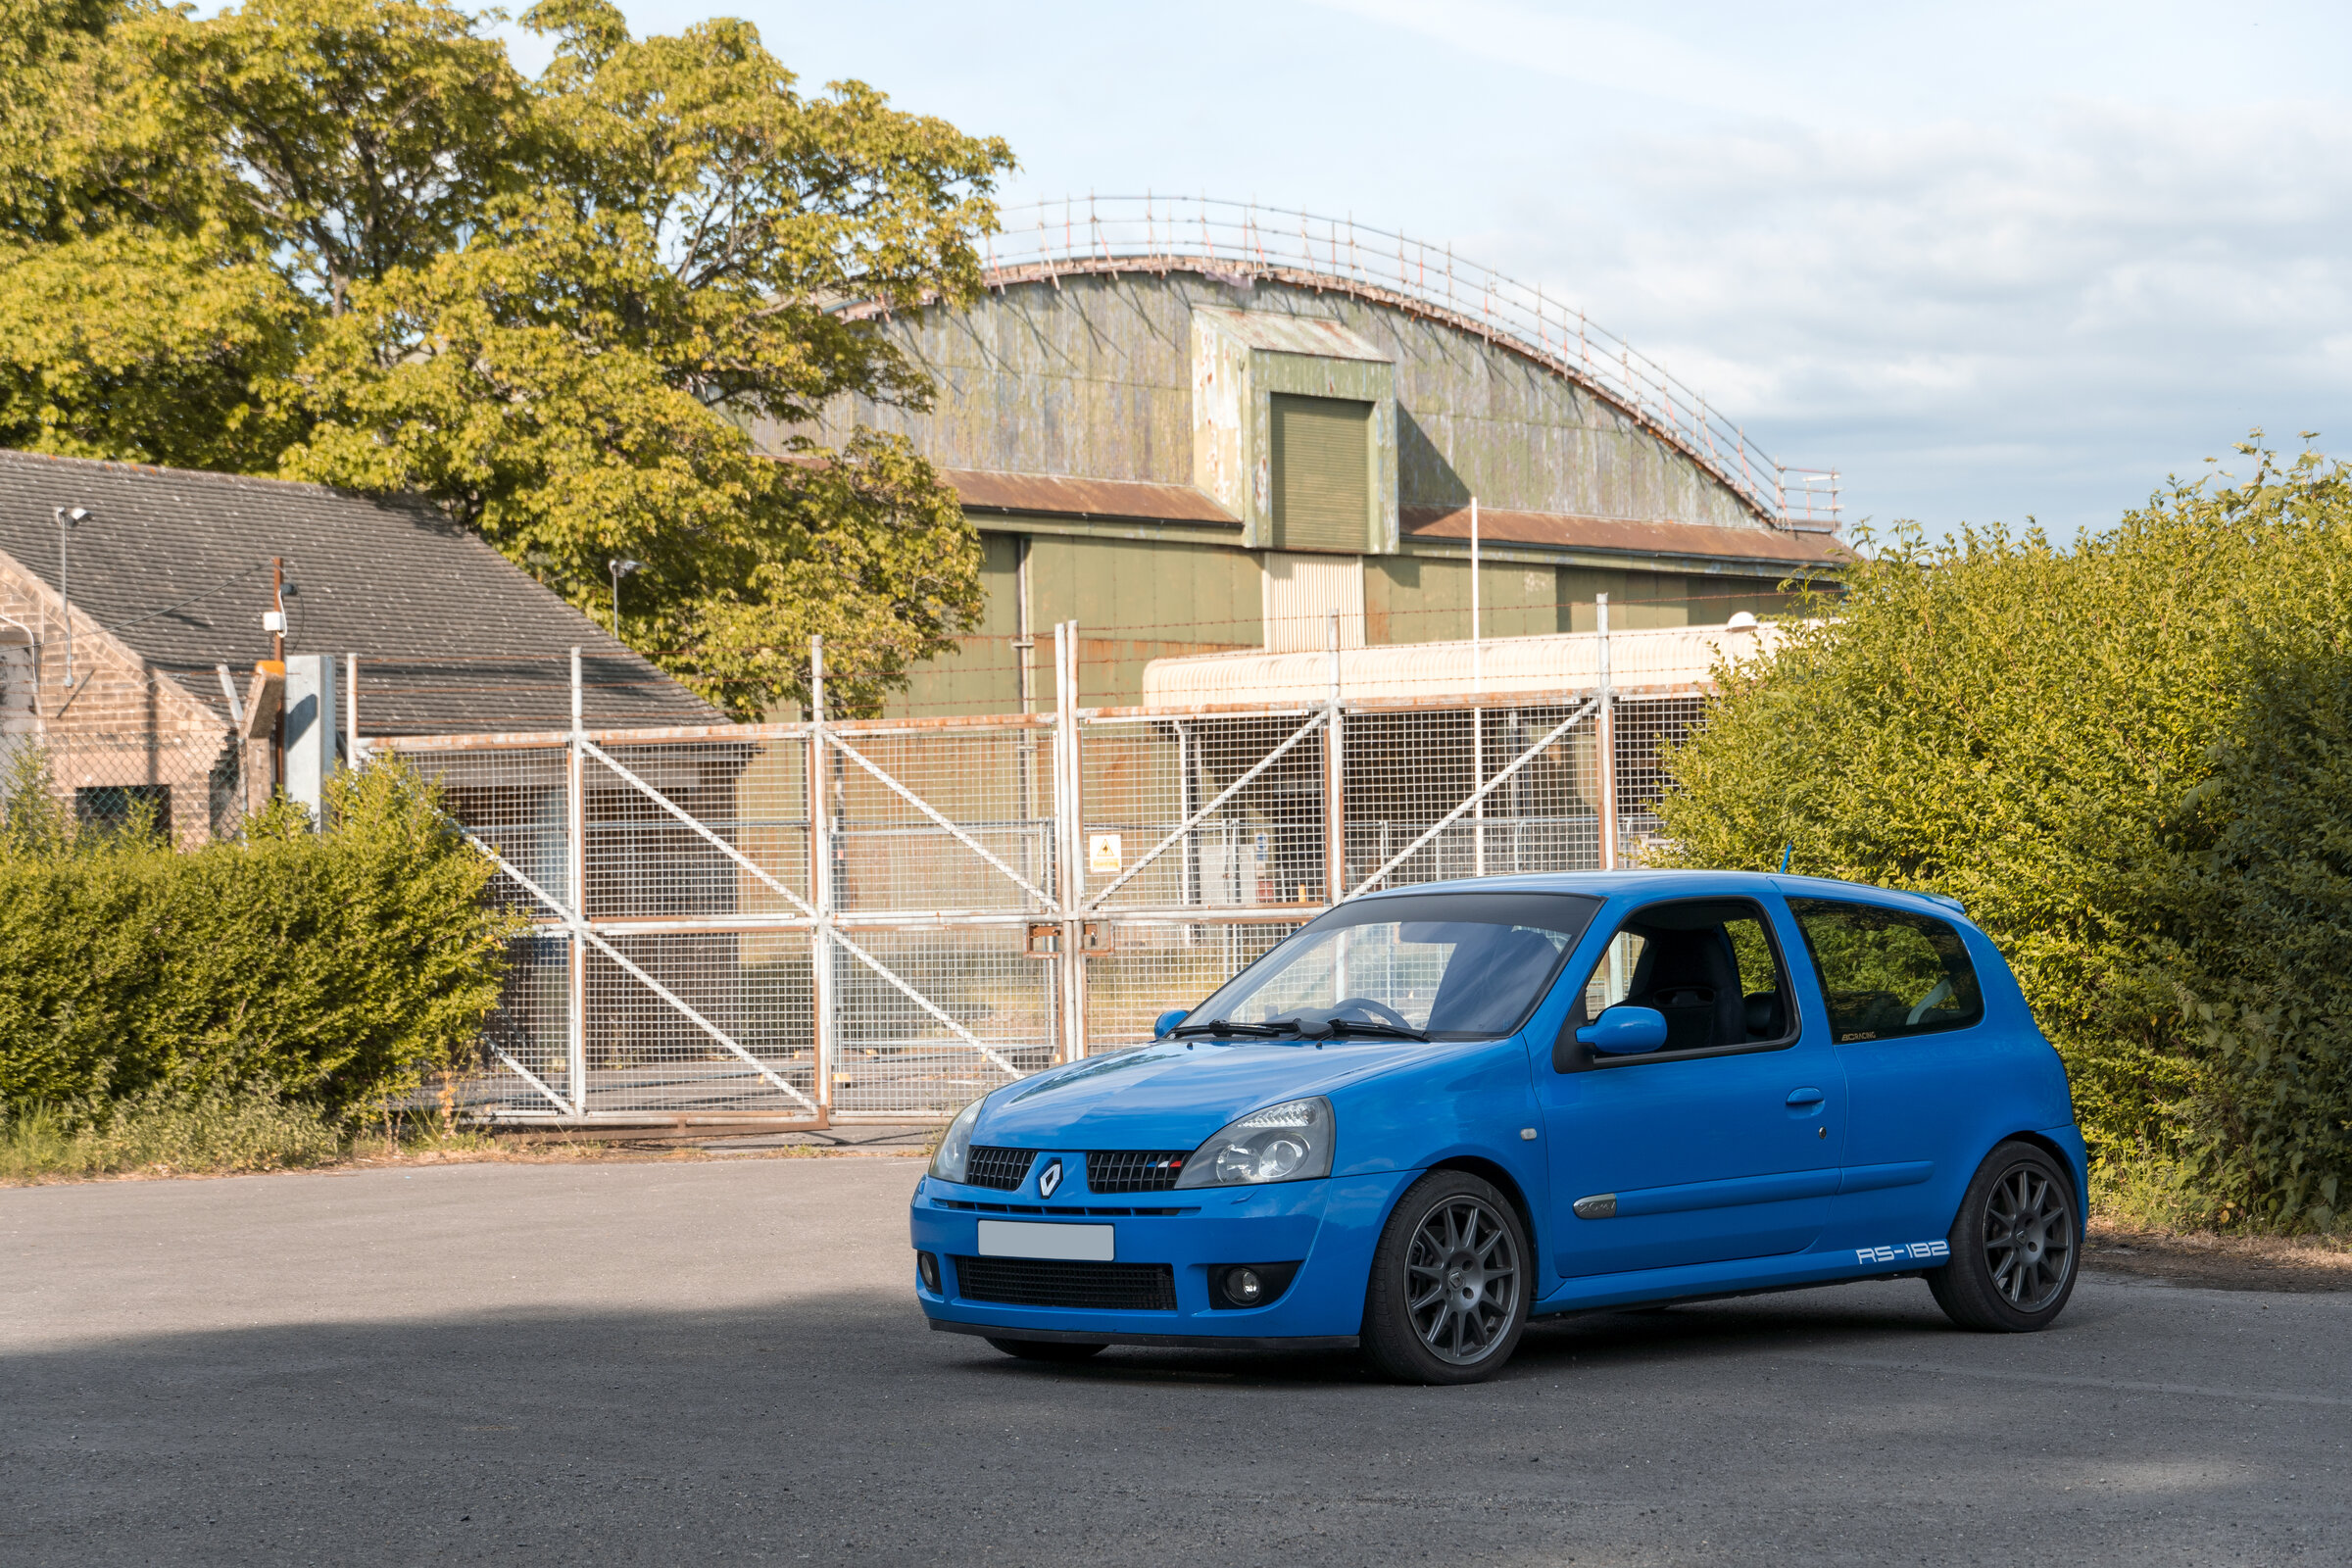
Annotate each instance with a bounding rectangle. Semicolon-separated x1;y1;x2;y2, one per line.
53;505;88;685
608;558;643;638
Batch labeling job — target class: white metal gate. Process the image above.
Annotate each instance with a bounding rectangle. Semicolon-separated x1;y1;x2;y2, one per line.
376;625;1700;1127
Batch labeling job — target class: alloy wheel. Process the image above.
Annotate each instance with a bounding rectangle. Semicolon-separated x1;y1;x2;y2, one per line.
1402;1196;1522;1364
1982;1163;2074;1312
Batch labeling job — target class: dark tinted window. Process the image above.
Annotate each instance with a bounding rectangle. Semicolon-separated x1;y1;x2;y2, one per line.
1576;897;1795;1054
1788;898;1984;1043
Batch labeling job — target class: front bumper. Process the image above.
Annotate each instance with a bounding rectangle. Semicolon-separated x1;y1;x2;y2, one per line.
908;1167;1414;1344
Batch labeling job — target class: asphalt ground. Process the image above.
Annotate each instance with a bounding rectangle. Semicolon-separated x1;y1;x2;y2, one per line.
4;1159;2347;1567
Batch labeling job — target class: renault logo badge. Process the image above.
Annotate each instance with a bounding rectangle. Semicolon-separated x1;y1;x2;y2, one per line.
1037;1157;1064;1199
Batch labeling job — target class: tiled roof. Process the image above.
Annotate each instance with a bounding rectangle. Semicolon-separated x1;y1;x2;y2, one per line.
0;451;720;735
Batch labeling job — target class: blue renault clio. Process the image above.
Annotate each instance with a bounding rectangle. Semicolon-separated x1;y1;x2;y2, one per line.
909;871;2087;1384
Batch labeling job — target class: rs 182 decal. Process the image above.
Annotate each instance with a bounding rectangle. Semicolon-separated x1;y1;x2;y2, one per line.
1856;1240;1949;1265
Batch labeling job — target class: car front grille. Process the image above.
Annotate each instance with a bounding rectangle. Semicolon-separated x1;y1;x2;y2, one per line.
963;1147;1034;1192
1084;1150;1191;1193
952;1255;1178;1311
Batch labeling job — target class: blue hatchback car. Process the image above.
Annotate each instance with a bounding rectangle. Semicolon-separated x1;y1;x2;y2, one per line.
909;871;2087;1384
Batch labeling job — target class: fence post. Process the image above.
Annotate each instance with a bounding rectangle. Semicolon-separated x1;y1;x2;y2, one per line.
566;647;588;1116
1595;596;1617;871
1055;622;1087;1061
1324;610;1345;905
808;635;834;1124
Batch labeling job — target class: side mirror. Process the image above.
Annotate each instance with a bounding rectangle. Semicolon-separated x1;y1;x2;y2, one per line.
1577;1004;1669;1056
1152;1007;1191;1040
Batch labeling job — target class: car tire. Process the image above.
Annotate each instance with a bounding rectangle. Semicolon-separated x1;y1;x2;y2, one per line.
1361;1170;1531;1385
1926;1140;2081;1333
985;1338;1107;1363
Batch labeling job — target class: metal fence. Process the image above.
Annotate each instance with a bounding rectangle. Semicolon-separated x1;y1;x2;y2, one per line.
371;628;1706;1129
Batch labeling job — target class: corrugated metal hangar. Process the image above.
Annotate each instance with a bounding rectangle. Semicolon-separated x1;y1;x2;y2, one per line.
778;198;1841;713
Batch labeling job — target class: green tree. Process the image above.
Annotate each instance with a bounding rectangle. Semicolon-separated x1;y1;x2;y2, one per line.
1652;441;2352;1225
0;0;1010;714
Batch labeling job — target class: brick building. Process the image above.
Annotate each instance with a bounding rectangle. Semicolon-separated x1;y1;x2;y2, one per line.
0;451;716;843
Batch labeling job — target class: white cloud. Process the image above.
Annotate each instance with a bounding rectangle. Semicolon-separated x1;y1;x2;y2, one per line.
1474;100;2352;527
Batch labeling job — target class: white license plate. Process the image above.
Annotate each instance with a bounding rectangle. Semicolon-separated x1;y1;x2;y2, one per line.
976;1220;1114;1262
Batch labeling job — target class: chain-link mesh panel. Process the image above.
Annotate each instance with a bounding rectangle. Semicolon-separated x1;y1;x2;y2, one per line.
1079;712;1328;910
831;926;1058;1114
580;932;816;1114
398;745;571;917
1615;697;1705;864
472;931;572;1114
1083;921;1303;1053
1344;703;1602;892
590;738;806;919
12;730;254;849
825;722;1055;914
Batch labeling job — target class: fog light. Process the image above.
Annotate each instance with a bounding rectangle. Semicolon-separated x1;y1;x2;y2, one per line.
916;1251;942;1293
1225;1266;1263;1305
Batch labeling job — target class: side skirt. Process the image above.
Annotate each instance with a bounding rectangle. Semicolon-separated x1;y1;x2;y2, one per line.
928;1319;1360;1352
1531;1271;1930;1320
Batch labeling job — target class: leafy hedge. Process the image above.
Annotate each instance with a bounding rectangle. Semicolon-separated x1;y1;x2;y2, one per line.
1655;442;2352;1227
0;754;520;1120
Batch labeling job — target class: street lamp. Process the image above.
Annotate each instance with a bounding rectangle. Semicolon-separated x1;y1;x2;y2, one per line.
54;505;89;685
608;558;643;639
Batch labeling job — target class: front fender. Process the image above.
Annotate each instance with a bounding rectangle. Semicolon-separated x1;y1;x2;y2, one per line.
1328;1037;1547;1266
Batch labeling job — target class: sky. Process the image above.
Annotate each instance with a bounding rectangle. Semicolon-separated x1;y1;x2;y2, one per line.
548;1;2352;540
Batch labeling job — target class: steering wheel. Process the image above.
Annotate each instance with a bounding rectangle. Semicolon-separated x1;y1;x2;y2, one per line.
1330;997;1416;1032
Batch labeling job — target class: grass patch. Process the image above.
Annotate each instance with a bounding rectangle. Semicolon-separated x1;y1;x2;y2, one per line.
0;1087;344;1183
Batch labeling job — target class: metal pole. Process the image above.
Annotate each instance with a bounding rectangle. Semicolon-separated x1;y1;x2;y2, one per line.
1470;497;1483;878
1596;595;1617;871
1324;610;1345;905
271;558;285;795
345;654;359;762
567;647;588;1115
53;506;86;687
1057;622;1087;1061
808;635;833;1123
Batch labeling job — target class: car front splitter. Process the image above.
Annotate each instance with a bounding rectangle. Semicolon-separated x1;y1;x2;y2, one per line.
927;1319;1359;1352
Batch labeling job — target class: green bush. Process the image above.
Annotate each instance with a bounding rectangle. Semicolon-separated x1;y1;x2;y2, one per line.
0;754;521;1121
1654;441;2352;1227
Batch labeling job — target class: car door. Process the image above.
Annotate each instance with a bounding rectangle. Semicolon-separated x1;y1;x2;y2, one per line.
1785;895;2003;1253
1534;894;1846;1279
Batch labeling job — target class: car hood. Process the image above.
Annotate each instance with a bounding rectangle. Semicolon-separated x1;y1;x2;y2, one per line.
970;1039;1436;1149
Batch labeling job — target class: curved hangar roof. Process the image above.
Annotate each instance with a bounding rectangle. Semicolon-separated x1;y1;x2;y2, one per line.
798;196;1840;569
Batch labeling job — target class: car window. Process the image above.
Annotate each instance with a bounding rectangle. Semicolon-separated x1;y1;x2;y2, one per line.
1575;898;1795;1055
1184;892;1600;1041
1788;898;1984;1043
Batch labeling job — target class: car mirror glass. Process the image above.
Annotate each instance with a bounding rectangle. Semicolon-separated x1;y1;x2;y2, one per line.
1577;1004;1669;1056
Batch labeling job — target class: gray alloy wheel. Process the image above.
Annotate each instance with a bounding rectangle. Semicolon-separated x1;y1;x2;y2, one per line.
1363;1170;1530;1384
1927;1140;2080;1332
986;1338;1107;1363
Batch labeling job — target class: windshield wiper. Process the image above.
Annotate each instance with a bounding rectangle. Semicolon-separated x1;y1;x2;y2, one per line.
1170;1018;1297;1038
1325;1019;1430;1041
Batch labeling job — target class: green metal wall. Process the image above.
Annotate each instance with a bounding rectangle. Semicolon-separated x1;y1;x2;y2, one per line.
784;270;1767;531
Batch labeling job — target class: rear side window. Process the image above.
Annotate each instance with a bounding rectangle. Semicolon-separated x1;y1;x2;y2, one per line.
1788;899;1984;1043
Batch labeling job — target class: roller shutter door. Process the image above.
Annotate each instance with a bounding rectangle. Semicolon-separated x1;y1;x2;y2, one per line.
1271;394;1370;551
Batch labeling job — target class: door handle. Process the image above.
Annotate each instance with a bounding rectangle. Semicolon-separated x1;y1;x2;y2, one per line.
1785;1087;1826;1109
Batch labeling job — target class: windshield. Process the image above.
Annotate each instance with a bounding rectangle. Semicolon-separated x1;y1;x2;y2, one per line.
1180;892;1601;1041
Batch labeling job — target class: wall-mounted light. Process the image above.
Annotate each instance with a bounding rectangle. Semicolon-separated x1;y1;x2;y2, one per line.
54;506;89;685
609;558;644;639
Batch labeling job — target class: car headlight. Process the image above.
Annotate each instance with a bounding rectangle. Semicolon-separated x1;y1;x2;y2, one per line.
930;1097;983;1184
1174;1097;1335;1188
